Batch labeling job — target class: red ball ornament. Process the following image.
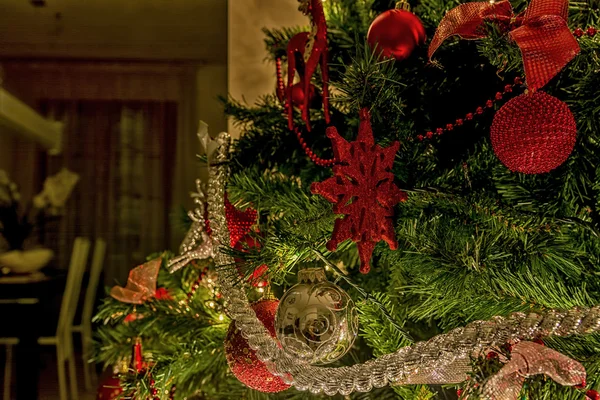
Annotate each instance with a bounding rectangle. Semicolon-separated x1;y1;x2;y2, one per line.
289;82;321;110
490;91;577;174
224;299;290;393
367;8;426;61
587;389;600;400
96;375;123;400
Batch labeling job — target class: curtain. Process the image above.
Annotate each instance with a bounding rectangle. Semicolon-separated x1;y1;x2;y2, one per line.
40;101;177;285
1;61;203;285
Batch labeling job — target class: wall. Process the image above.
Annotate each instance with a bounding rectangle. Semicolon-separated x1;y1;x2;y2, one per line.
227;0;307;138
197;65;229;136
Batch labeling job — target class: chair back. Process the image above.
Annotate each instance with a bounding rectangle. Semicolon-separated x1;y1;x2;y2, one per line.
56;237;90;337
81;238;106;326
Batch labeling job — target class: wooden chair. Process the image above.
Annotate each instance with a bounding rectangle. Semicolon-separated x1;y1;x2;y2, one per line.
0;337;18;400
71;238;106;391
1;237;90;400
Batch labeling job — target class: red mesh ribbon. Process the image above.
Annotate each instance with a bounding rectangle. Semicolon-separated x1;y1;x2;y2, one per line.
481;341;586;400
110;259;161;304
428;0;580;90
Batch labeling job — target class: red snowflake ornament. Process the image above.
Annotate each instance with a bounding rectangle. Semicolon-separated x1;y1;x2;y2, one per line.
311;108;407;273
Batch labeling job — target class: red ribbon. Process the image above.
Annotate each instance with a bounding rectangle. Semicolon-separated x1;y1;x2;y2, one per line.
110;258;161;304
428;0;580;91
481;341;586;400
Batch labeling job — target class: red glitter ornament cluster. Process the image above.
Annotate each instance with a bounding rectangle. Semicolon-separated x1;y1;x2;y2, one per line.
490;91;577;174
224;299;290;393
367;5;426;61
311;108;407;273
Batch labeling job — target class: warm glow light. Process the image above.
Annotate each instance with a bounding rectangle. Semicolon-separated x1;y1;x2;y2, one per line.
258;287;264;293
208;301;215;308
219;314;224;321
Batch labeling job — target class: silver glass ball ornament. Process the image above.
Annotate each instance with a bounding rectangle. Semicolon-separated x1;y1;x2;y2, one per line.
275;268;358;365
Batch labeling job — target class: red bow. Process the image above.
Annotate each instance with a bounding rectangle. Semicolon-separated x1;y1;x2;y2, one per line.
428;0;580;91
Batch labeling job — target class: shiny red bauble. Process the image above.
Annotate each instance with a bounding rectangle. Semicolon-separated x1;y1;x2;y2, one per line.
289;82;321;110
96;375;123;400
587;389;600;400
490;91;577;174
367;9;426;61
224;300;290;393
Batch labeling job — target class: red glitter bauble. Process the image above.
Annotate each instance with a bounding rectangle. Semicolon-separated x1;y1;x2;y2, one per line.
96;375;123;400
367;9;426;61
490;91;576;174
224;300;290;393
289;82;320;110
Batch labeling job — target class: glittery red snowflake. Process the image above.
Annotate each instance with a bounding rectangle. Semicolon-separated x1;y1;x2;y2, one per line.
311;108;407;273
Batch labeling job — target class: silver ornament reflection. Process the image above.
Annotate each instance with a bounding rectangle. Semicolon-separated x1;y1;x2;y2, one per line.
275;268;358;365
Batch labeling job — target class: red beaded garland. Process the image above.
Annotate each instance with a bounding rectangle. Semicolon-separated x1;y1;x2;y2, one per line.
293;127;337;166
490;91;577;174
224;300;290;393
417;76;523;141
275;57;286;103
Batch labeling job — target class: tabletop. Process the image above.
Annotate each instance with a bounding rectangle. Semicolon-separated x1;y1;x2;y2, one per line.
0;271;50;284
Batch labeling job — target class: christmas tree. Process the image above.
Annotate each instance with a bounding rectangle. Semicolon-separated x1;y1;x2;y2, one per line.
94;0;600;399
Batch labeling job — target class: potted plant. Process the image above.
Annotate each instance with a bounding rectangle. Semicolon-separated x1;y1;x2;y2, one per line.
0;168;79;274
